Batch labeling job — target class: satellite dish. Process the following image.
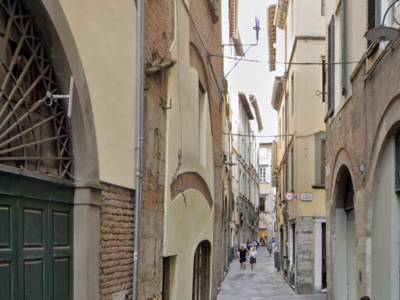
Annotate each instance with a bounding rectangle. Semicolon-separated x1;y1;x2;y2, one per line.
253;17;261;42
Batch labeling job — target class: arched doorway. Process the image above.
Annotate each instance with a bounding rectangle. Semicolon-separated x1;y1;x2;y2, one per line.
371;135;400;299
334;166;356;299
0;0;76;298
192;240;211;300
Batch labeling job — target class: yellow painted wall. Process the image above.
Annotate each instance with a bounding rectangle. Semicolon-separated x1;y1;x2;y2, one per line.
275;40;326;220
163;0;214;298
59;0;137;188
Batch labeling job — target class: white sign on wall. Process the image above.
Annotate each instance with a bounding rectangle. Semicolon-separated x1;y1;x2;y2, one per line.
301;192;313;201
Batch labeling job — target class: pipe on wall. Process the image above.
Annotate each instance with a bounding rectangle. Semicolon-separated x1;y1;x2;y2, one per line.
133;0;144;297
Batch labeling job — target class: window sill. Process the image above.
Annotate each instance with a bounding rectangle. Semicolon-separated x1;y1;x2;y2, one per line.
312;185;325;190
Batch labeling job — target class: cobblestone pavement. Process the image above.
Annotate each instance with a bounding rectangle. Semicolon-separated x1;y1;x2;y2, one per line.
217;247;327;300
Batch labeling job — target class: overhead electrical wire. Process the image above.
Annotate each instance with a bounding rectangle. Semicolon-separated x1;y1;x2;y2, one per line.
210;54;363;65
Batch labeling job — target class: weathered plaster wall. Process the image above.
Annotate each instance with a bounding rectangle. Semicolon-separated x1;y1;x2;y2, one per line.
371;137;400;299
58;0;137;189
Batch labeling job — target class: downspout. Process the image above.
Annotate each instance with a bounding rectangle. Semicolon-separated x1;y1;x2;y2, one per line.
342;0;347;94
133;0;144;298
228;120;232;267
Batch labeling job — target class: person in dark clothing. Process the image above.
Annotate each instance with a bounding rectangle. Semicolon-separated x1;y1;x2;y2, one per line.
246;240;251;251
360;297;370;300
237;244;248;275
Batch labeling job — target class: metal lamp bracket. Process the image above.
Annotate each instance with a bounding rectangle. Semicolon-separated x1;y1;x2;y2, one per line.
46;76;74;118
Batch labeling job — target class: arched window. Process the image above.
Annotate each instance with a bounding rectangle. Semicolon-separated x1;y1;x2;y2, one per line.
0;0;71;179
192;240;211;300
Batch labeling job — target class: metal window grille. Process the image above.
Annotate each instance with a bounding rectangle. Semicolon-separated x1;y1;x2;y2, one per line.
367;0;376;47
0;0;72;179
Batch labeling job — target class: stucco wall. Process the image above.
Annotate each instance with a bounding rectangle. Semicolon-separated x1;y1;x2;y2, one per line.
371;137;400;299
162;0;222;299
59;0;137;189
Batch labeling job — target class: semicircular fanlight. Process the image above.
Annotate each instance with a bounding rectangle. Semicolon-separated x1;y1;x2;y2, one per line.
0;0;72;179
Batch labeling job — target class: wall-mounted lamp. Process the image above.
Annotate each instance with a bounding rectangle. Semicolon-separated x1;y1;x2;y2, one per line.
365;0;400;50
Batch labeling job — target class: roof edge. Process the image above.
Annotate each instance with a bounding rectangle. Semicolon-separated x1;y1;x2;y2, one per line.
250;95;263;132
238;92;255;120
271;76;284;111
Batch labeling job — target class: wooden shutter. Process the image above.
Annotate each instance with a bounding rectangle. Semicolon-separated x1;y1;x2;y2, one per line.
321;140;326;185
327;17;335;112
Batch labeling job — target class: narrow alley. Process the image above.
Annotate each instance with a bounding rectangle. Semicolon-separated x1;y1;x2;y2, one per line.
218;248;327;300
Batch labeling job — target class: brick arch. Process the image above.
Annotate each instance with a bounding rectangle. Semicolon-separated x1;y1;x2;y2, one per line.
329;148;356;233
366;95;400;300
367;94;400;229
171;172;213;208
328;148;358;300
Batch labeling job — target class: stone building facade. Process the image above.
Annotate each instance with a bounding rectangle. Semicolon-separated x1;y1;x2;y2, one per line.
325;1;400;299
258;143;276;243
270;0;327;294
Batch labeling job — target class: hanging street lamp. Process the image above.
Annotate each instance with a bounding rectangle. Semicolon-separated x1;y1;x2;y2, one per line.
365;0;400;51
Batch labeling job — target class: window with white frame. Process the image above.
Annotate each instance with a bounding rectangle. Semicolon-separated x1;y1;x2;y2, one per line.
259;167;266;182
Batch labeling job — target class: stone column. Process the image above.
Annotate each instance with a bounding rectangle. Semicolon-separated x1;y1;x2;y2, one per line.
73;184;103;300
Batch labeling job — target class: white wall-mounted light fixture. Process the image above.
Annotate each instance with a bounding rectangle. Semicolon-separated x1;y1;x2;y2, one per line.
365;0;400;49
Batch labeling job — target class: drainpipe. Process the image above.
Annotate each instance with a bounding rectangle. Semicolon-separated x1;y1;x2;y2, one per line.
133;0;144;298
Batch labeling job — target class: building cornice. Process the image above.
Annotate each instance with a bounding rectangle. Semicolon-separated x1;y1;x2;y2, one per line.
276;0;289;30
250;95;263;132
238;92;255;120
287;36;325;71
271;76;283;111
267;5;277;71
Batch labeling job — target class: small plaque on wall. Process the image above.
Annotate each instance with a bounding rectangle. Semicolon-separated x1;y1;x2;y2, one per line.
301;192;313;201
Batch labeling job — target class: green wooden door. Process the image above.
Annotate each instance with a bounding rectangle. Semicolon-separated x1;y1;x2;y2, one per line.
0;172;73;300
0;195;18;300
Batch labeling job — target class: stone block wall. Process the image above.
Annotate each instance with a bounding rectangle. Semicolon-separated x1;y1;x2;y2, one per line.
100;183;135;300
295;217;315;294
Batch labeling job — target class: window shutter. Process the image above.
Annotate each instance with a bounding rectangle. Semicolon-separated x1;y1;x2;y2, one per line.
327;17;335;112
321;57;326;103
321;140;326;185
396;134;400;191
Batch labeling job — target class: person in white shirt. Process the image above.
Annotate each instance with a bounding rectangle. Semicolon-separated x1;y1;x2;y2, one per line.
249;246;258;275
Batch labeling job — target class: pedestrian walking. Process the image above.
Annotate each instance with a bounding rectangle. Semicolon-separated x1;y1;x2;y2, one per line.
267;242;272;256
253;240;258;250
237;244;248;275
246;239;251;251
249;246;258;275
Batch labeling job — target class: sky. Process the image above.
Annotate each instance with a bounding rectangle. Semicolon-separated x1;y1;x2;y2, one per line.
229;0;277;143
